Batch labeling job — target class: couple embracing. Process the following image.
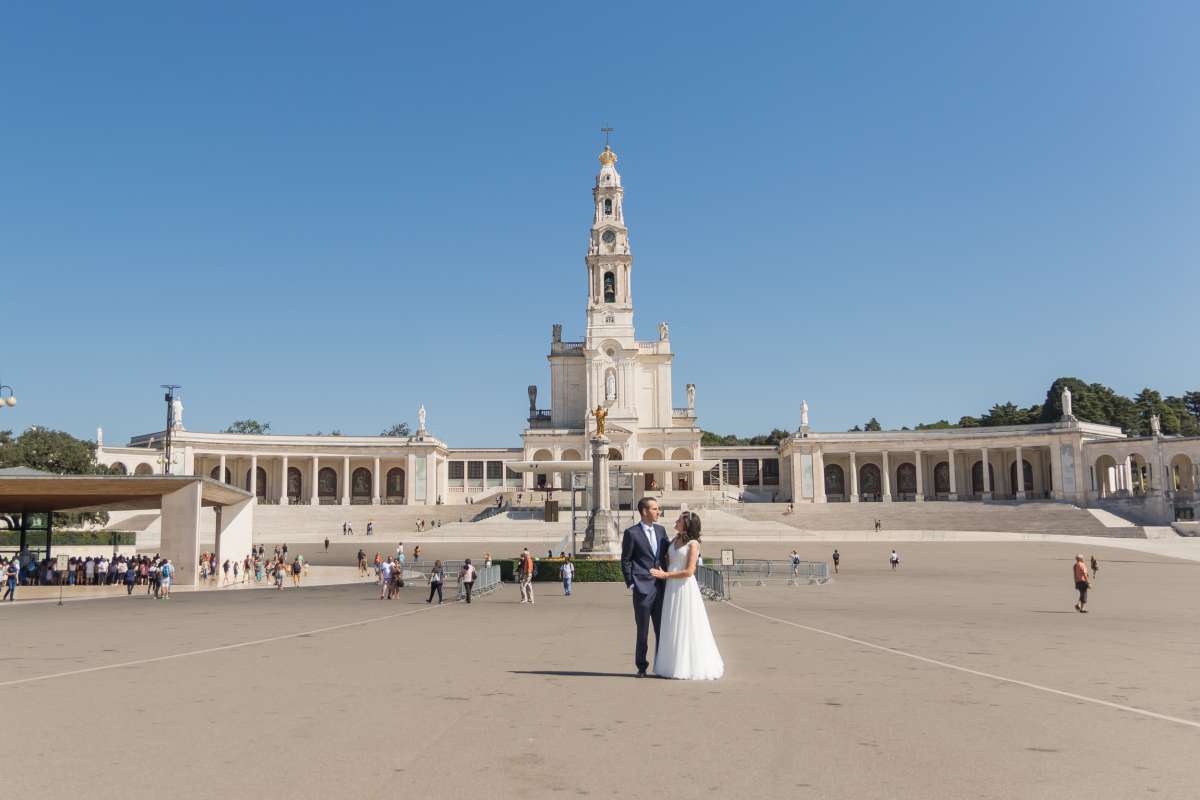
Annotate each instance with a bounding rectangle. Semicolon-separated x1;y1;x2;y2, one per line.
620;498;724;680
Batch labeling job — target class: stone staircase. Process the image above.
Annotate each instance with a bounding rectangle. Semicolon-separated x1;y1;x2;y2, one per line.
731;501;1142;538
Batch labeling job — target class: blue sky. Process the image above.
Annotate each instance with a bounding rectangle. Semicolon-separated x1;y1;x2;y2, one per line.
3;1;1198;447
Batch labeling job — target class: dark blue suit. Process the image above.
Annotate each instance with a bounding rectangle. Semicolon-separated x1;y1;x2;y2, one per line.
621;521;671;673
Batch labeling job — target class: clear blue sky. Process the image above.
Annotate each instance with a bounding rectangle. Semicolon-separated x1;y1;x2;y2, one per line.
3;1;1198;447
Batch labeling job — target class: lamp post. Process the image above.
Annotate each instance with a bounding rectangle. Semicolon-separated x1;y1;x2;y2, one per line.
161;385;181;476
0;379;16;409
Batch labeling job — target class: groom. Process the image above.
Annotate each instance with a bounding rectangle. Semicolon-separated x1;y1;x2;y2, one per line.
620;497;671;677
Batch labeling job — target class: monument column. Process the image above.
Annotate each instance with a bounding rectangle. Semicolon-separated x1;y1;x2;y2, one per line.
372;457;381;505
914;450;924;501
947;449;958;500
310;456;319;504
582;434;619;555
279;455;289;504
849;452;859;502
341;456;350;505
881;451;892;502
981;447;992;499
1014;446;1026;499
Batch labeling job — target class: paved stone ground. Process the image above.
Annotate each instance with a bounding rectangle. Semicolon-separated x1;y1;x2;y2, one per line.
3;542;1199;799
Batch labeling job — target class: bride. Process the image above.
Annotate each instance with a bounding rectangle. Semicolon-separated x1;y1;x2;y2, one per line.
650;511;724;680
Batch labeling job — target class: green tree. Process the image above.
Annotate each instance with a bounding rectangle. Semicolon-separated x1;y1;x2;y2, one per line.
916;419;955;430
224;419;271;435
380;422;411;437
0;426;113;527
863;418;882;432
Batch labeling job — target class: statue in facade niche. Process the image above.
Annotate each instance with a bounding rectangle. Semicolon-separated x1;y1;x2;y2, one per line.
552;324;562;343
1061;386;1074;420
605;371;617;402
658;321;669;341
686;383;695;410
527;385;537;414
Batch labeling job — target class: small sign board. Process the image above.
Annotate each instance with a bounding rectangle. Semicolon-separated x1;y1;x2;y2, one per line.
55;554;70;571
720;548;735;567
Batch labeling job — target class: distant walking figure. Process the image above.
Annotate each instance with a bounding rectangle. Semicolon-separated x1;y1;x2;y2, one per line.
874;519;882;533
560;557;575;596
459;559;476;603
426;560;445;604
790;550;801;577
1074;554;1091;613
324;537;330;552
832;549;840;574
1089;555;1099;581
518;548;535;605
889;549;899;570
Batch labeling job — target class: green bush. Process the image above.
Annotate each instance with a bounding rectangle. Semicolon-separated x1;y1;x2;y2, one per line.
0;531;135;546
501;558;625;582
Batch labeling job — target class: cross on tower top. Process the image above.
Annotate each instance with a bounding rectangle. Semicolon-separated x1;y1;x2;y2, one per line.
601;126;614;147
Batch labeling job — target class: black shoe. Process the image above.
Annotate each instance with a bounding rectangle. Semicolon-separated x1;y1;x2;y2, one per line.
636;670;647;678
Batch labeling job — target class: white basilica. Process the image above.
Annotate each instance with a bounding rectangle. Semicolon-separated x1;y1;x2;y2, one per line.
96;145;1200;525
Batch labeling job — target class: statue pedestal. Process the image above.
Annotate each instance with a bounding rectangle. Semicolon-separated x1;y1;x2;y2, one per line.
579;434;621;558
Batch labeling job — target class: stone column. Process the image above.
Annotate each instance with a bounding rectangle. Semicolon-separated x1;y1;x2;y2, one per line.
372;456;381;505
249;454;258;499
757;459;763;487
438;458;449;502
981;448;992;499
406;453;417;504
552;447;563;489
814;448;826;503
947;450;958;500
426;453;438;504
849;452;859;502
310;457;319;504
914;451;924;501
582;435;619;555
279;455;289;504
881;451;892;501
341;456;350;505
218;454;227;484
1014;446;1026;499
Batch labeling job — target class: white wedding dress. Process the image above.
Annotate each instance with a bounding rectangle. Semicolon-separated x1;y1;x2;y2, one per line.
653;541;724;680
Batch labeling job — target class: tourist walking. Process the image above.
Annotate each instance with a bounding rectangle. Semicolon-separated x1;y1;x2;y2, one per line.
560;557;574;596
426;560;445;604
790;550;801;577
367;521;374;537
874;519;882;533
412;545;422;563
1090;555;1099;582
324;537;330;552
889;549;899;570
291;558;302;587
832;549;840;574
222;559;231;585
159;560;173;599
1074;554;1091;613
357;548;367;577
380;558;393;599
4;559;17;601
459;559;476;603
518;548;535;605
124;562;137;594
396;542;405;567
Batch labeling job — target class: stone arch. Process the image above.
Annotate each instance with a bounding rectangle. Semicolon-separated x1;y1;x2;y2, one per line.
608;448;622;461
971;461;995;495
1009;459;1034;497
603;271;616;303
824;464;845;499
210;465;232;484
318;467;338;499
895;462;917;496
134;463;154;476
109;462;127;475
1093;455;1119;497
671;447;692;490
245;466;268;499
933;461;950;495
641;448;664;491
532;448;554;489
287;466;303;502
1128;453;1149;495
351;467;372;499
859;463;881;500
386;467;406;499
1170;454;1197;492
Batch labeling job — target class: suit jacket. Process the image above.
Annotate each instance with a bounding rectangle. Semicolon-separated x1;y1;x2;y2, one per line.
621;522;671;595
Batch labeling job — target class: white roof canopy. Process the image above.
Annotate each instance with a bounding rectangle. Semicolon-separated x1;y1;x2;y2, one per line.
503;459;719;474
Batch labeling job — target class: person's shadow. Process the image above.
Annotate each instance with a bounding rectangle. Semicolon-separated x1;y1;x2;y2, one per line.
509;670;638;679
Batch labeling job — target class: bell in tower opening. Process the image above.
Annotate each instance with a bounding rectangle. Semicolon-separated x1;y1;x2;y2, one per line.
603;271;616;303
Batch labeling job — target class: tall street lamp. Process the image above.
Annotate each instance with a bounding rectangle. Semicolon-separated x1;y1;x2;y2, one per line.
161;385;181;475
0;378;16;408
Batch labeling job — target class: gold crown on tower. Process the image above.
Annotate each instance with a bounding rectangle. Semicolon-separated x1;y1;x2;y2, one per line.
598;145;617;166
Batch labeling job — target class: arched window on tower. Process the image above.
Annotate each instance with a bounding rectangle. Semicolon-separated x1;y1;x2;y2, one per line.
603;271;616;303
604;198;612;216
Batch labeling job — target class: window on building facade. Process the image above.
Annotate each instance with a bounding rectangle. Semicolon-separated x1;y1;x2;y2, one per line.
603;272;616;303
604;198;612;215
448;461;465;480
763;458;780;485
486;461;503;481
467;461;484;480
742;459;760;485
723;459;740;485
702;464;720;486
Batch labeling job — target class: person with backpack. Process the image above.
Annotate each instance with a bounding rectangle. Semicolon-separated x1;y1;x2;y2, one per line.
790;550;801;577
426;560;445;604
159;560;173;599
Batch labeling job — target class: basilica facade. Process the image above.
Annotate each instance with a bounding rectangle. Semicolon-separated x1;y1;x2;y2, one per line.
95;146;1200;523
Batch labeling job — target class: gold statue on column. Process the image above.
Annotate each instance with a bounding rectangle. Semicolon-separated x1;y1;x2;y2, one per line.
591;405;608;436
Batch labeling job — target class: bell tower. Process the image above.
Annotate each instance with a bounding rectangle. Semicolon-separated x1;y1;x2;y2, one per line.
585;143;635;347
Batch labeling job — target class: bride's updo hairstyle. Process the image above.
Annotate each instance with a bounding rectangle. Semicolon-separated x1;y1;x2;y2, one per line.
681;511;702;543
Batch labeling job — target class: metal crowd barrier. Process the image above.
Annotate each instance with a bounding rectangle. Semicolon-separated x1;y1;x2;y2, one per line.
696;565;726;600
458;564;501;599
723;559;831;586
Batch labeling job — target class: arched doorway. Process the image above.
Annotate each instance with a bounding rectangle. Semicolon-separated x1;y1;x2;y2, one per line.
642;448;664;491
318;467;338;502
110;462;127;475
608;448;622;461
933;461;951;495
561;449;583;489
825;464;845;500
1171;455;1197;493
896;462;917;499
532;448;554;490
134;463;154;476
859;463;881;501
1094;455;1119;497
287;466;303;503
210;466;232;484
1129;454;1149;495
351;467;372;502
245;467;268;500
671;447;692;490
971;461;995;496
1009;459;1034;498
386;467;406;503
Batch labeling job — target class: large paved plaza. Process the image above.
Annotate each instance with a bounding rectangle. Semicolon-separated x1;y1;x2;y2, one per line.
4;541;1199;799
